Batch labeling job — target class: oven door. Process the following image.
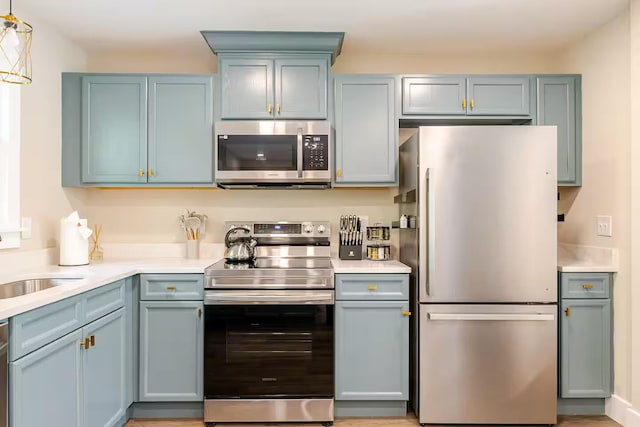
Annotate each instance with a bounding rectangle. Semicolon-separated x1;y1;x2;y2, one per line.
204;291;334;399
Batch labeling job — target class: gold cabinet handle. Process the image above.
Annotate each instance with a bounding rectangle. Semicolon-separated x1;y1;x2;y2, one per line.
90;335;95;347
565;307;571;317
80;338;90;350
402;311;412;316
167;286;177;291
337;168;342;177
470;99;475;109
139;169;145;177
462;99;467;109
198;308;202;319
148;168;154;177
277;103;281;114
367;285;378;291
583;284;594;289
267;103;272;114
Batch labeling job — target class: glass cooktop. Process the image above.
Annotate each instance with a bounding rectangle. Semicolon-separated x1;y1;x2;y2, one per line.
206;257;332;272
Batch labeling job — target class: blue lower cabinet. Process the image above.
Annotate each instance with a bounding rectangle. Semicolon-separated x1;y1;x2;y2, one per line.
10;303;129;427
10;329;83;427
560;299;611;398
83;308;127;427
139;301;203;401
335;300;409;401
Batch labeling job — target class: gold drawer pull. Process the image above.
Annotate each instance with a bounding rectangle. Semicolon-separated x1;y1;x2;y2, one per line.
565;307;571;317
198;308;202;318
462;99;467;109
583;284;594;289
367;285;378;291
470;99;475;109
402;311;412;316
90;335;95;347
167;286;177;291
139;169;145;177
80;338;90;350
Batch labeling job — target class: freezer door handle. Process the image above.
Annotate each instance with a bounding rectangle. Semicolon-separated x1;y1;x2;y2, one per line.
427;313;555;321
419;168;435;297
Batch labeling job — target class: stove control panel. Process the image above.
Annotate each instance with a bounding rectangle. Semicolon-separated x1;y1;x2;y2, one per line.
226;221;331;238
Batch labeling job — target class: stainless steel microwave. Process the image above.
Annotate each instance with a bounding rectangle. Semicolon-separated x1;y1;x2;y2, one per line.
215;121;332;189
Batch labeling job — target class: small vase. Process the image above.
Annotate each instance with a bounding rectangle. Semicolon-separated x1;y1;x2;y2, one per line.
186;239;200;259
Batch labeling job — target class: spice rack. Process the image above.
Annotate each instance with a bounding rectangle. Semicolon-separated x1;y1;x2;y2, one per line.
366;224;391;261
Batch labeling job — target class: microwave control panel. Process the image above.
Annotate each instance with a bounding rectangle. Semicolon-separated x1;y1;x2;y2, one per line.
303;135;329;171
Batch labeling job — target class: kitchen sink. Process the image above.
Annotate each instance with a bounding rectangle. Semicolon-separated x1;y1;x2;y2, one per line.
0;277;84;299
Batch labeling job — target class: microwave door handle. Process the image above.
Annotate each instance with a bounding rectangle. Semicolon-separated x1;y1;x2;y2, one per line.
297;128;303;179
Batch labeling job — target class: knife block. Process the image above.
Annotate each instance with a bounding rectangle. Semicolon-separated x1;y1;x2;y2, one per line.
339;244;362;260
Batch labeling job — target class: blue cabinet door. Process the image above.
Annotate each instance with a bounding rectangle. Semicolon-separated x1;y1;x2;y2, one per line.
402;76;467;115
334;76;397;186
537;76;581;186
148;75;213;183
275;59;327;119
560;299;611;398
10;329;83;427
82;308;126;427
139;301;203;401
221;59;273;119
81;75;148;183
335;300;409;400
467;76;531;116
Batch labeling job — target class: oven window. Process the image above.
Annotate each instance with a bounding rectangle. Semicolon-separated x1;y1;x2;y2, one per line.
204;305;334;399
218;135;297;171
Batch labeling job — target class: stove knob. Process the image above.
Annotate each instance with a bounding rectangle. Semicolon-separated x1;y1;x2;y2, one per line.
316;225;326;234
303;224;314;234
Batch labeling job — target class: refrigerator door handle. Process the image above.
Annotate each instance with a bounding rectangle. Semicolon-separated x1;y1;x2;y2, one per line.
424;168;436;296
427;313;555;321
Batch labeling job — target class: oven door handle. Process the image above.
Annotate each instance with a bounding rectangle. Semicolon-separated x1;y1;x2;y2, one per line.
205;291;334;305
297;128;304;179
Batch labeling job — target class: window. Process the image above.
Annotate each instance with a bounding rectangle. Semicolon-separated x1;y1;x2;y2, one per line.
0;83;20;249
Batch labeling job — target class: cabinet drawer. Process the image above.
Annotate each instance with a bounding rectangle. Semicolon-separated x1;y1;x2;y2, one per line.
85;279;126;323
140;274;204;300
10;295;84;361
336;274;409;301
560;273;610;299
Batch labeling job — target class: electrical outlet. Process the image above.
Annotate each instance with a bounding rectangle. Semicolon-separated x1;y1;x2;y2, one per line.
21;217;31;239
596;215;612;237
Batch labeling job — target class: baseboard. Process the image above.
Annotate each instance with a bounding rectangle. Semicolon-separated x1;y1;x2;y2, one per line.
606;395;632;425
130;402;203;419
334;400;407;417
558;398;605;415
627;407;640;427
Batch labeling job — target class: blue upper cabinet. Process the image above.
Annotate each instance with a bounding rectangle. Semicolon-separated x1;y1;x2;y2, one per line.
220;59;274;119
148;75;213;183
402;77;467;115
467;76;531;116
537;76;581;186
81;75;148;183
275;59;327;119
334;75;397;186
400;75;532;117
62;73;215;187
219;56;329;120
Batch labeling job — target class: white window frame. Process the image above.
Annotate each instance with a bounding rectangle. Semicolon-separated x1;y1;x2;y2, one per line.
0;83;21;249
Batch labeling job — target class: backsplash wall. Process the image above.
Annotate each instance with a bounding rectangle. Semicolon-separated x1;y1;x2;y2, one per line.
71;188;397;245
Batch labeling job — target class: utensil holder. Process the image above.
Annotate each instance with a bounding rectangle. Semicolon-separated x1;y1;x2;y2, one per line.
186;240;200;259
339;245;362;260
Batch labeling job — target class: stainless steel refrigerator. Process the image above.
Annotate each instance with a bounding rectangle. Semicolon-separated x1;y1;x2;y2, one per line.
398;126;558;425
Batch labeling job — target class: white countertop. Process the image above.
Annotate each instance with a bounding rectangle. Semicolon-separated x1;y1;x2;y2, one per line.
557;243;619;273
0;257;215;320
330;258;411;274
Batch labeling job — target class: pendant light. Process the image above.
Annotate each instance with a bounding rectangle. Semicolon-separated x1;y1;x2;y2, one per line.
0;0;32;84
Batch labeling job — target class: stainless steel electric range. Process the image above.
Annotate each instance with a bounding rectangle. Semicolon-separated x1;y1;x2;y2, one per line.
203;221;334;427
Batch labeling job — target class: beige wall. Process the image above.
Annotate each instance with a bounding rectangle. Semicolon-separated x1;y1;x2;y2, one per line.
630;0;640;409
557;11;632;402
16;17;87;251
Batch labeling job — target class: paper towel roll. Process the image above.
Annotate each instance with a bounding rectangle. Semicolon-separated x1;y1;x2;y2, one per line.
59;218;90;266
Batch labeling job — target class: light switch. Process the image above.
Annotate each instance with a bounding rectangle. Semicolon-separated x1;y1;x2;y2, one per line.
596;215;612;237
